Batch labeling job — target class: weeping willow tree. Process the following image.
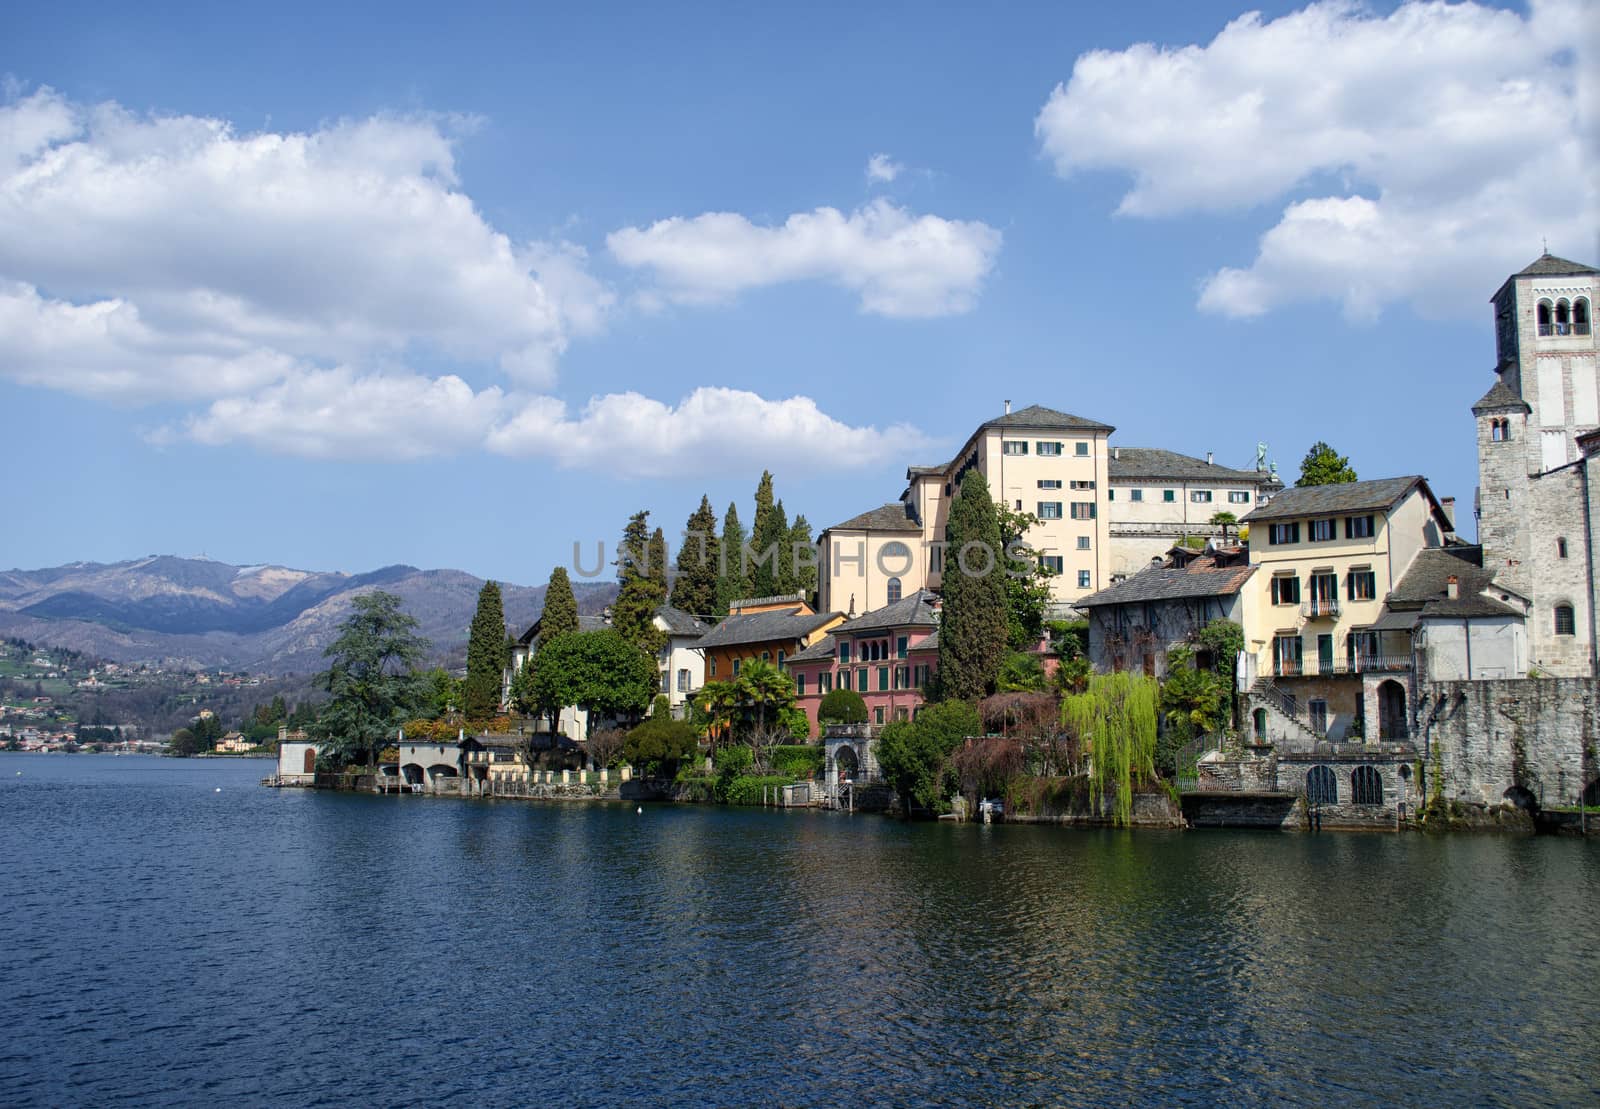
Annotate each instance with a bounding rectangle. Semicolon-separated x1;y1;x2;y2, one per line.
1063;672;1159;826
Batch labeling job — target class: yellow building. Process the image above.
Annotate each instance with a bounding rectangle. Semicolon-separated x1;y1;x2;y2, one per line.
820;403;1114;613
1239;476;1453;741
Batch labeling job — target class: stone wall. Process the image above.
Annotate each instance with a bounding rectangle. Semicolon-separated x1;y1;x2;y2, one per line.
1418;677;1599;807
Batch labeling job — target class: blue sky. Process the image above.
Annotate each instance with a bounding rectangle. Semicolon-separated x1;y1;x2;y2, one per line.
2;0;1595;585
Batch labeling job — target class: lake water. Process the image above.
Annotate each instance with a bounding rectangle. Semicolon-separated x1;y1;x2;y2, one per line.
1;753;1596;1107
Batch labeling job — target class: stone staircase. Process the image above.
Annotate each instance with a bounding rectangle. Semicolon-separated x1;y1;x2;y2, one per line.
1247;677;1327;751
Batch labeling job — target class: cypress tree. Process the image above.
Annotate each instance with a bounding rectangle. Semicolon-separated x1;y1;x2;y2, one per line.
671;495;720;617
463;579;507;720
613;511;668;654
937;470;1008;702
786;513;816;604
750;474;785;597
715;502;751;616
541;566;579;641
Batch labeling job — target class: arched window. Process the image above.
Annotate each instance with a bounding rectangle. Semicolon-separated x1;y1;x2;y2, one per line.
886;576;903;604
1306;765;1337;805
1575;297;1592;336
1555;604;1576;636
1537;299;1553;336
1351;766;1383;805
1490;418;1506;442
1555;299;1572;336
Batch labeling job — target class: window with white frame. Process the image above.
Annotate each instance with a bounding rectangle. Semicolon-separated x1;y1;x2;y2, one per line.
1075;442;1089;456
1003;441;1028;456
1269;522;1300;545
1345;515;1375;539
1229;491;1250;504
1131;489;1143;502
1037;441;1062;456
1309;518;1336;542
1070;480;1095;490
1076;536;1090;550
1039;555;1064;574
1191;490;1213;503
1038;502;1063;519
1038;479;1062;489
1070;502;1096;520
1077;570;1091;588
677;668;690;692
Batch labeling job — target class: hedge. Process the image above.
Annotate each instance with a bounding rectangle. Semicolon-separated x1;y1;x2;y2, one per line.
722;774;796;806
769;745;825;779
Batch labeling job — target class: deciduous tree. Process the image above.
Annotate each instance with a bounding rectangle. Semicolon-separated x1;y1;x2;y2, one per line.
1296;441;1358;487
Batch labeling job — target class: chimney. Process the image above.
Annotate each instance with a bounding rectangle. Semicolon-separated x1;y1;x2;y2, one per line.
1004;399;1011;415
1113;446;1120;461
1440;496;1457;529
1206;451;1214;465
1446;575;1459;600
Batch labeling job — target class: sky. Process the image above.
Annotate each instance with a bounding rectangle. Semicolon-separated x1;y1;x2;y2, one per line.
2;0;1596;586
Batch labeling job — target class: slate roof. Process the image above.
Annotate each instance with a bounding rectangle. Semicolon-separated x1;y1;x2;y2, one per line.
1386;546;1524;619
1515;252;1598;278
1240;476;1428;523
834;592;940;634
696;610;840;650
1108;447;1279;485
826;503;923;533
787;635;837;664
985;404;1114;433
1076;565;1256;609
517;612;610;646
655;603;710;637
910;628;939;651
1471;377;1532;414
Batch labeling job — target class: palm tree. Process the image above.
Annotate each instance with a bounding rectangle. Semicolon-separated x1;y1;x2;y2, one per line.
735;659;794;734
1209;510;1238;544
694;679;742;749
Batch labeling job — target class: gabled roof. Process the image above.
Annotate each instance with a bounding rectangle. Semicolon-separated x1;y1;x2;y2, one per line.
833;592;939;635
696;610;840;651
1384;546;1525;620
787;634;837;664
985;404;1114;433
654;603;710;638
1515;252;1598;278
1077;565;1256;608
1240;476;1431;523
825;503;922;533
517;612;610;646
910;628;939;651
1108;447;1280;485
1472;377;1532;415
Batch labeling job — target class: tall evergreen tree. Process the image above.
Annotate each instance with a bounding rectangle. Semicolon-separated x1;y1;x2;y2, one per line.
715;502;751;616
540;566;580;641
613;511;668;654
937;470;1009;702
750;473;784;596
671;495;721;617
463;579;508;720
647;527;669;593
786;514;817;604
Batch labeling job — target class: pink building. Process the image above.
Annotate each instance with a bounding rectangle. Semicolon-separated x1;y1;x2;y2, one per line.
789;593;941;730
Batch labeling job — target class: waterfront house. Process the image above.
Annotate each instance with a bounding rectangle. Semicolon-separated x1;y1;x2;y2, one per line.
695;594;844;686
1238;475;1455;742
1379;546;1530;682
1105;447;1281;577
787;591;940;731
274;726;318;785
652;604;710;717
1077;545;1255;678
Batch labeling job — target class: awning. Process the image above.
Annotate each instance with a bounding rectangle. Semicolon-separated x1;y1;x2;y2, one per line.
1369;607;1420;632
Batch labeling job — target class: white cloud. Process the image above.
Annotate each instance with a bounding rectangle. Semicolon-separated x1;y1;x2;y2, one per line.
0;87;609;397
607;198;1001;317
866;153;903;184
489;386;933;476
171;368;508;461
1035;0;1599;319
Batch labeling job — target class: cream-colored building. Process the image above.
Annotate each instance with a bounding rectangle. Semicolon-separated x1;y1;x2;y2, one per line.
1106;447;1281;576
819;403;1115;613
1240;476;1453;741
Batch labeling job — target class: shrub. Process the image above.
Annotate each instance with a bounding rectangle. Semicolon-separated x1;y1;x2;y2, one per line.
770;744;825;779
623;713;700;776
721;775;794;806
818;688;868;725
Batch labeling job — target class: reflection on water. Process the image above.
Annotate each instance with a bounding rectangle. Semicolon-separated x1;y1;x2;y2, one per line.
1;754;1596;1106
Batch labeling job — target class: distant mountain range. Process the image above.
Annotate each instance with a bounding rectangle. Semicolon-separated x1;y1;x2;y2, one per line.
0;556;615;674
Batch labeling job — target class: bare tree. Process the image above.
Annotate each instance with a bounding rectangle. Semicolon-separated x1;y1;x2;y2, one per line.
586;727;627;770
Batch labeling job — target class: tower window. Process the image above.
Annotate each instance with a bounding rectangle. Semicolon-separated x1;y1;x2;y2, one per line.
1557;537;1568;559
1555;299;1573;336
1537;299;1553;336
1490;418;1511;442
1554;604;1576;636
1576;297;1592;336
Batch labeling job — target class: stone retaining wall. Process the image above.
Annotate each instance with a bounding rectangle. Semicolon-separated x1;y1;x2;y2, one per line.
1418;678;1599;808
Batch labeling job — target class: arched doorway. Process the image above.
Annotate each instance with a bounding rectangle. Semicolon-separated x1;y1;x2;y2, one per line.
1503;785;1538;812
1252;707;1267;742
1377;681;1407;739
833;744;860;782
303;748;316;774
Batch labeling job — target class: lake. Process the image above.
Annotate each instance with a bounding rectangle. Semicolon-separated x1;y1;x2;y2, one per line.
1;753;1596;1106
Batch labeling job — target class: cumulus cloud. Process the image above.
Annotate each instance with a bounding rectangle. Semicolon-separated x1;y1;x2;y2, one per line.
1035;0;1599;319
607;198;1001;317
0;86;609;396
489;386;933;476
866;153;903;184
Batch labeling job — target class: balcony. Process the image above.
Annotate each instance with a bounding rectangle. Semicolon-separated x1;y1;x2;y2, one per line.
1301;597;1341;619
1274;655;1412;679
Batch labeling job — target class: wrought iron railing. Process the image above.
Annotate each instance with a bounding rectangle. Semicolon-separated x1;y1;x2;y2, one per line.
1301;597;1341;618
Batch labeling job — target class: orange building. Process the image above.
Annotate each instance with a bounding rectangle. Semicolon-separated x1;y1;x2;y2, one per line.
696;594;845;683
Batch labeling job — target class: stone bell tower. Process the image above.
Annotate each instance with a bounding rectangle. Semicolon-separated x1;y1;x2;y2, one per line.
1473;252;1599;675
